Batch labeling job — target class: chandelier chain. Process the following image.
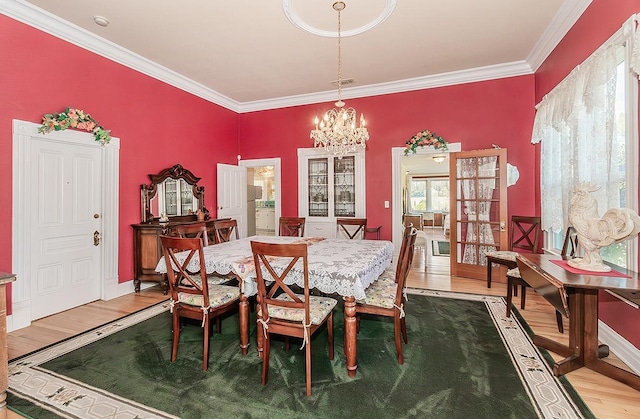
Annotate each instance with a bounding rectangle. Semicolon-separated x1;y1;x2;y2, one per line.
310;1;369;158
337;6;342;103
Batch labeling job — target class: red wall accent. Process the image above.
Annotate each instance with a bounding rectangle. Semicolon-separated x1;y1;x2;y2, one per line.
0;15;239;314
1;0;638;348
534;0;640;346
239;76;539;239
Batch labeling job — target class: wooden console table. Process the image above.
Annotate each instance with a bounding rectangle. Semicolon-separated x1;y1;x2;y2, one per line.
0;272;16;418
516;254;640;391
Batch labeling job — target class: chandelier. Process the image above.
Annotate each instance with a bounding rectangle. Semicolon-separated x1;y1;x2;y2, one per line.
310;1;369;158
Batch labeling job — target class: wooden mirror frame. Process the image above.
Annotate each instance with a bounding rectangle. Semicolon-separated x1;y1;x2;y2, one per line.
140;164;209;223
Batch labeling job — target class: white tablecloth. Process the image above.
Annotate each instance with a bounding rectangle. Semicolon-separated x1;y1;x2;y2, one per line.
155;235;394;300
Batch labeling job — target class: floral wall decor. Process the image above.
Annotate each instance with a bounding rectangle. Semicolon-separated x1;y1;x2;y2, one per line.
38;107;111;144
404;130;448;155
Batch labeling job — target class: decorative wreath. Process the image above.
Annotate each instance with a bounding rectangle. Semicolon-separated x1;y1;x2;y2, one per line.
404;130;448;155
38;107;111;144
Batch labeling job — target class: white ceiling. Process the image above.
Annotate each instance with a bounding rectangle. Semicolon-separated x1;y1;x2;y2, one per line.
3;0;591;112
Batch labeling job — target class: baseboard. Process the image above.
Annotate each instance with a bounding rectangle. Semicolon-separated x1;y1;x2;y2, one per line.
599;320;640;375
7;298;32;332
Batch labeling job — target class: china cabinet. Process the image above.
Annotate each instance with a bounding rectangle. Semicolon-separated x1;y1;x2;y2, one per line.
297;148;366;237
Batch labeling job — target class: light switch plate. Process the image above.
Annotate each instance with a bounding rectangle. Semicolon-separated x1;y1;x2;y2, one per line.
384;200;390;208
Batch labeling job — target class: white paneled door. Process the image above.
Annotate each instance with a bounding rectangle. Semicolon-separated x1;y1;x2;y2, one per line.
217;163;247;237
30;139;102;319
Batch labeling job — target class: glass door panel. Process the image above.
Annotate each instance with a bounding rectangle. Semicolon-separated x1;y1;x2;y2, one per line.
334;156;355;217
308;158;329;217
164;178;178;216
450;149;507;280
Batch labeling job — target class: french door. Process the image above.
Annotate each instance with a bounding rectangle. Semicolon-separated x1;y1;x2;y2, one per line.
450;149;508;280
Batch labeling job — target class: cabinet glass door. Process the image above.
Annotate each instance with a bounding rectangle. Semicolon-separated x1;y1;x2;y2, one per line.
334;156;355;217
179;179;194;215
308;158;329;217
164;179;178;216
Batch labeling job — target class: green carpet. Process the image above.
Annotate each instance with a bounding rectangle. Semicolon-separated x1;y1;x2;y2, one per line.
8;290;591;418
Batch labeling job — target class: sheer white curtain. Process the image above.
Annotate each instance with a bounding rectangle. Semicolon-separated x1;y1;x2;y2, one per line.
531;38;622;233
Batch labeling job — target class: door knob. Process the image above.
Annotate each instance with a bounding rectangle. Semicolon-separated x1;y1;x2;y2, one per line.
94;230;102;246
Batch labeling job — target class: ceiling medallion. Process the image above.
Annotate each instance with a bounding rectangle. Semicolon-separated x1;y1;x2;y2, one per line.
282;0;397;38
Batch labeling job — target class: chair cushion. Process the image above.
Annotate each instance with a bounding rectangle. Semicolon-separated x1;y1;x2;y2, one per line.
188;273;236;286
259;294;337;325
485;250;518;262
506;267;521;278
377;267;397;283
357;279;398;309
177;284;240;308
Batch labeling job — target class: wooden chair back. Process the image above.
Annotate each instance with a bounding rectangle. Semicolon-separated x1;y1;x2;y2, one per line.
395;227;418;294
213;219;239;243
175;222;210;246
561;226;579;259
251;241;310;323
279;217;306;237
510;216;542;254
160;235;209;306
336;218;367;240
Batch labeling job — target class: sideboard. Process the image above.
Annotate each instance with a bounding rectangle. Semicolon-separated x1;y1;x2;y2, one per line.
131;219;221;293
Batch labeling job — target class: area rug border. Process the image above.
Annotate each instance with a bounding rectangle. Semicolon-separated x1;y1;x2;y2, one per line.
9;291;588;419
406;289;587;419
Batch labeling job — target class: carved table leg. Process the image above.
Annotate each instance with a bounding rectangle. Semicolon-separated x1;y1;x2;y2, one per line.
239;295;250;355
134;279;141;293
343;296;358;378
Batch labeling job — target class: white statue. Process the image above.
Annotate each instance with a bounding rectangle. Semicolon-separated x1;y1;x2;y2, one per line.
567;182;640;272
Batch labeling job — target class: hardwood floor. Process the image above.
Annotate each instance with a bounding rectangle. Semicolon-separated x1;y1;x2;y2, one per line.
7;231;639;418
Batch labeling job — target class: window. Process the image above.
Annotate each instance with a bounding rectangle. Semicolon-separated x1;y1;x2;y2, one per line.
533;16;639;269
409;177;449;213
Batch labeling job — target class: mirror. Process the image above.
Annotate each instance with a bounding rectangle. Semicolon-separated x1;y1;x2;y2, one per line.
140;164;209;223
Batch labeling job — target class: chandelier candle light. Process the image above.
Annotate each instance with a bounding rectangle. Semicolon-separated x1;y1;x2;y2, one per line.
310;1;369;158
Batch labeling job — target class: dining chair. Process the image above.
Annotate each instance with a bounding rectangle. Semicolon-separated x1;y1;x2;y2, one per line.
160;235;240;371
353;226;417;364
279;216;305;237
213;219;239;243
175;222;238;289
250;240;337;396
174;222;211;246
504;227;578;333
485;215;542;288
336;218;367;240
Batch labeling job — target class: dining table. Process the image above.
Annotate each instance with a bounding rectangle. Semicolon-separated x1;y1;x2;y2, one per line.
155;235;394;377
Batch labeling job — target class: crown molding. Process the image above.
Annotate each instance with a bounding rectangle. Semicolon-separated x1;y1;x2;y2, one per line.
526;0;593;71
237;61;534;113
1;0;242;112
2;0;587;114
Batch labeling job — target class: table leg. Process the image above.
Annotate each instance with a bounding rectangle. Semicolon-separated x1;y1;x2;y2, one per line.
580;290;640;391
239;295;250;355
343;296;357;377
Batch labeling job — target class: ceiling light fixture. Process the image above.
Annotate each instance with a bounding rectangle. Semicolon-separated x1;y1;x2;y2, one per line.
93;16;109;27
432;155;446;163
310;1;369;158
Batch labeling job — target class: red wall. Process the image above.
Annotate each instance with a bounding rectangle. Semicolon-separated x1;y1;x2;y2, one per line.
0;15;239;305
2;0;638;348
534;0;640;347
239;76;539;239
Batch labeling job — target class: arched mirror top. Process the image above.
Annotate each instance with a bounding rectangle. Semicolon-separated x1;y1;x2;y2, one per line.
141;164;209;223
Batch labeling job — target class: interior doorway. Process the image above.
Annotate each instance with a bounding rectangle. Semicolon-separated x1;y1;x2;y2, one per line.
239;158;281;236
391;143;461;275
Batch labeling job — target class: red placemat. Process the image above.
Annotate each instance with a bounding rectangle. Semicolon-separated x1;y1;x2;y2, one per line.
550;259;631;278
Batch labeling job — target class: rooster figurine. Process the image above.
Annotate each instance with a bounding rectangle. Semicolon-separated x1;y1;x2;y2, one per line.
568;182;640;272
